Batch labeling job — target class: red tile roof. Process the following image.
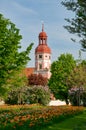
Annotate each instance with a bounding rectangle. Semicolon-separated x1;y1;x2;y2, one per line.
24;68;35;77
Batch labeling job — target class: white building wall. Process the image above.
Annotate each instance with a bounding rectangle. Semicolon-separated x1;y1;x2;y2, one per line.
35;53;51;78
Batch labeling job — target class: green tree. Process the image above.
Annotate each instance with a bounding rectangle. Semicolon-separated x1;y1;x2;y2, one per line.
0;14;33;96
48;53;76;104
61;0;86;51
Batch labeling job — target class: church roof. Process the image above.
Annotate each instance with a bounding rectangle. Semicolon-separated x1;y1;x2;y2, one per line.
24;68;35;77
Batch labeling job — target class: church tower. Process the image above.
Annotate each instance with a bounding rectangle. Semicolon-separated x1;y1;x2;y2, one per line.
34;24;51;78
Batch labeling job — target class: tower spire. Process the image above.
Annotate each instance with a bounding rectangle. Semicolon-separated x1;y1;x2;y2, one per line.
42;23;44;32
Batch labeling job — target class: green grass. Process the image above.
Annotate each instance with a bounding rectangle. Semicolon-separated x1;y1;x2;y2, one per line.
41;109;86;130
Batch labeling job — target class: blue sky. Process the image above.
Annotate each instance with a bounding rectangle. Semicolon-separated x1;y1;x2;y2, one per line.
0;0;86;67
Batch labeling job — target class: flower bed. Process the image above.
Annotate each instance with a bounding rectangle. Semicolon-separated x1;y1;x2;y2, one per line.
0;105;84;130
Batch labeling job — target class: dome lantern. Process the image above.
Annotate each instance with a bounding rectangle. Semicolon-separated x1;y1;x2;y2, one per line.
35;24;51;54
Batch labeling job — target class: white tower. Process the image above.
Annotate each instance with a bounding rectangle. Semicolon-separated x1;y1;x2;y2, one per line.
34;25;51;78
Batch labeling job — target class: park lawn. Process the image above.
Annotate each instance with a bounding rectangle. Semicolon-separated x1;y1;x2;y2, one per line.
42;108;86;130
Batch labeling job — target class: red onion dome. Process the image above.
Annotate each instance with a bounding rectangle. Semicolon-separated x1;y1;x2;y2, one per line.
35;44;51;54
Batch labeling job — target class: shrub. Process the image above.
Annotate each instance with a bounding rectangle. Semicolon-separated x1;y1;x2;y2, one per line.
27;85;50;105
5;87;28;105
69;87;86;106
5;85;50;105
82;92;86;106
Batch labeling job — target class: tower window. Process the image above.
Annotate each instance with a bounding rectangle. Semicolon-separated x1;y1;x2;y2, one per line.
39;64;42;69
39;55;42;58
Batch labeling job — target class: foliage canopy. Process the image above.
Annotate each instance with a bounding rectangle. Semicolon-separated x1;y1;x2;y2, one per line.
0;14;33;96
48;53;76;104
62;0;86;51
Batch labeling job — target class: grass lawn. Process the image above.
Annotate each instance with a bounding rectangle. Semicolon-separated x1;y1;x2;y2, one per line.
41;109;86;130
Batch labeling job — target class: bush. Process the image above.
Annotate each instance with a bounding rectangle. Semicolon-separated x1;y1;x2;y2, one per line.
5;87;28;105
5;86;50;105
5;89;18;105
69;87;86;106
82;92;86;106
27;85;50;105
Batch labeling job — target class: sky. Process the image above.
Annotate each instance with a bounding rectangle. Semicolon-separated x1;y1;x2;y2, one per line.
0;0;86;67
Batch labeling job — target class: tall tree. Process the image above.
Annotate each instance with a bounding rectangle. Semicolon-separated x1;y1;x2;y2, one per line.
0;14;33;96
61;0;86;51
48;53;76;104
